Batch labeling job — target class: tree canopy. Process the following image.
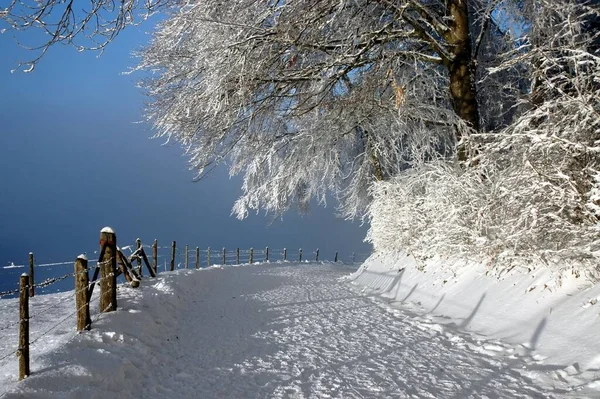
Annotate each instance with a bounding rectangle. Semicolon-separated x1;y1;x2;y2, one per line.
3;0;600;274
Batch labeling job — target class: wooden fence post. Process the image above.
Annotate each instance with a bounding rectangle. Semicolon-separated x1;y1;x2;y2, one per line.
28;253;35;297
352;253;356;263
18;273;30;381
100;227;117;312
185;245;189;269
136;238;142;277
334;252;338;262
315;248;319;262
195;247;200;269
170;241;176;271
207;247;211;267
222;248;226;265
236;248;240;265
265;247;269;262
249;248;254;264
116;249;139;287
140;248;156;278
299;248;302;262
283;248;287;261
75;255;91;331
152;239;158;275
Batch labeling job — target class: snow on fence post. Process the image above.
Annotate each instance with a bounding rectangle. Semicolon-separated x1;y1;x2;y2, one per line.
299;248;302;262
315;249;319;262
100;227;117;312
195;247;200;270
185;245;189;269
236;248;240;265
75;255;91;331
28;253;35;297
207;247;211;267
334;252;338;262
222;248;226;265
265;247;269;262
249;248;254;264
136;239;143;277
283;248;287;261
170;241;176;271
152;239;158;275
18;273;30;381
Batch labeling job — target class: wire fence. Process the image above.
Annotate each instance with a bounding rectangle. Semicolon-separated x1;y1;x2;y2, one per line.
0;231;372;386
163;245;371;270
0;260;116;378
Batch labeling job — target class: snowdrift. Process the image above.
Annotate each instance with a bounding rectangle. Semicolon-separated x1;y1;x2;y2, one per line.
350;251;600;383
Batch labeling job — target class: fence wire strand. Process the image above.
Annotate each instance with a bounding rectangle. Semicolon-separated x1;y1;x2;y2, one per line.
0;348;18;363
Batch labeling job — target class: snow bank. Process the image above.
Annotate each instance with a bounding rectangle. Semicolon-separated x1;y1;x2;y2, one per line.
3;261;600;397
0;271;188;398
350;251;600;383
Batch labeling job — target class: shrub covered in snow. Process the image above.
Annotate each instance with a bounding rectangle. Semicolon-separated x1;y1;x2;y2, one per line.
367;0;600;279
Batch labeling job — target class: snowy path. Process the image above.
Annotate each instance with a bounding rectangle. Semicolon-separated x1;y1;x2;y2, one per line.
1;263;571;398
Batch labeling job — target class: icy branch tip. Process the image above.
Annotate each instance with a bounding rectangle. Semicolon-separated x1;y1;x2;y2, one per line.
101;226;115;234
77;254;88;260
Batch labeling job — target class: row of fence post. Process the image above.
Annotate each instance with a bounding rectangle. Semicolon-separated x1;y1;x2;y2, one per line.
161;243;353;269
17;227;158;381
15;227;365;381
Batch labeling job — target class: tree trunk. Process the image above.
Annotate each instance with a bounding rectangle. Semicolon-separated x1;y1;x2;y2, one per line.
444;0;479;162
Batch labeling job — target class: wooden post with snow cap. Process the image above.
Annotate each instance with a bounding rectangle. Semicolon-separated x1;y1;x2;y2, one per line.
249;248;254;264
28;253;34;297
195;247;200;269
207;247;211;267
99;227;117;312
152;239;158;275
315;248;319;262
222;248;226;265
334;252;338;263
136;238;143;277
236;248;240;265
265;247;269;262
299;248;302;262
75;255;91;331
170;241;176;271
18;273;30;380
283;248;287;261
185;245;189;269
352;252;356;263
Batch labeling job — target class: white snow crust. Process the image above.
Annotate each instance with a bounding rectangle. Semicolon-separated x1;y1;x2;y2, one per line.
351;252;600;396
0;262;597;398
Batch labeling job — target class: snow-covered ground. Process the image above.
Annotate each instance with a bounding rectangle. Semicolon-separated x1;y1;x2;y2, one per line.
0;261;596;398
351;252;600;397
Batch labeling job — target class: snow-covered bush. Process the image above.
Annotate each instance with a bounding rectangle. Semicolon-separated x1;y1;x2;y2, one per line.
367;0;600;279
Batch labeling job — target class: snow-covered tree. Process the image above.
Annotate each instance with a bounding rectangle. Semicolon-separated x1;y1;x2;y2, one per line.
133;0;527;219
5;0;599;278
1;0;526;218
368;0;600;278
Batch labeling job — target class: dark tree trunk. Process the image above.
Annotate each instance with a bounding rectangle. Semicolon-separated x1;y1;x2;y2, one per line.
444;0;480;161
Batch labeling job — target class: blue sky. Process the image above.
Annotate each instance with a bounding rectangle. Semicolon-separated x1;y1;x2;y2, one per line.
0;23;370;268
